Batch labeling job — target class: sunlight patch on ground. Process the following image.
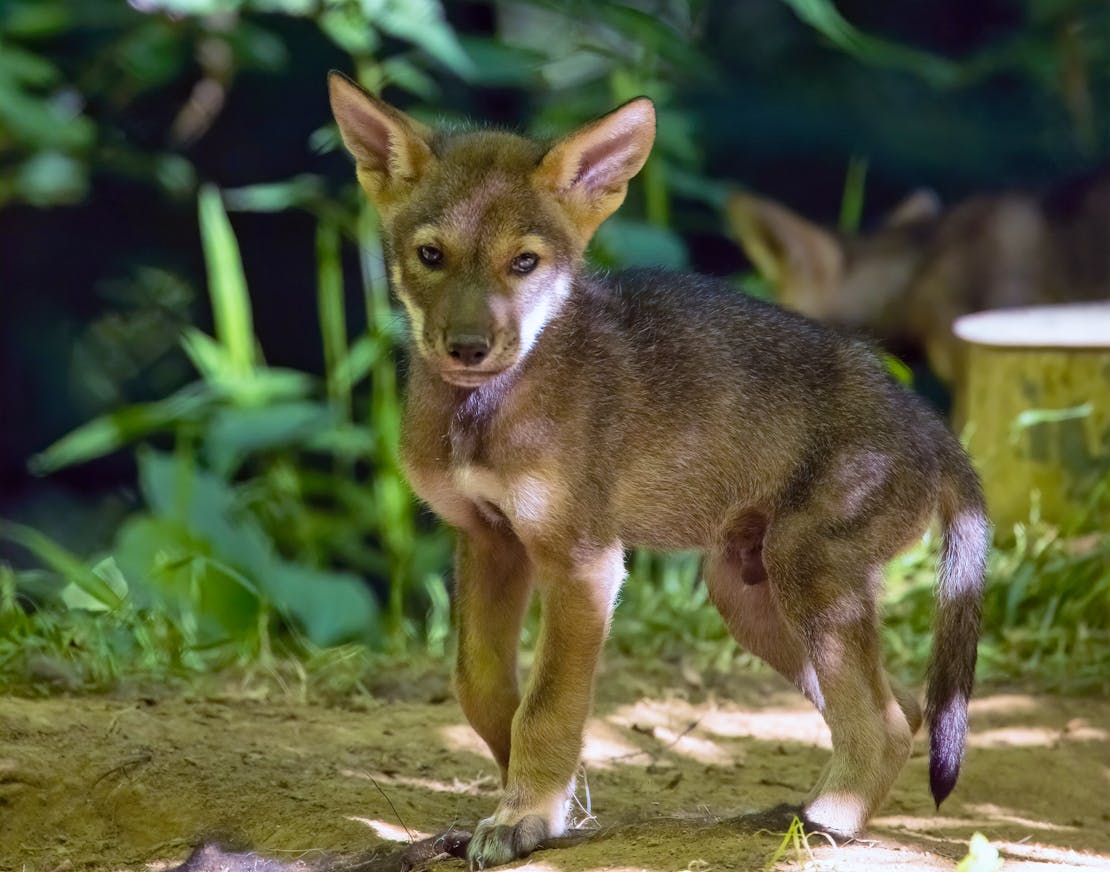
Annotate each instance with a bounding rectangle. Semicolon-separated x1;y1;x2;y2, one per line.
346;817;431;842
581;720;650;766
963;803;1082;832
967;694;1039;716
606;697;828;749
1058;719;1109;742
968;726;1061;747
807;844;953;871
875;806;1080;835
648;724;734;765
340;767;498;797
439;723;496;759
967;722;1108;748
996;841;1110;867
872;813;1014;830
696;707;830;747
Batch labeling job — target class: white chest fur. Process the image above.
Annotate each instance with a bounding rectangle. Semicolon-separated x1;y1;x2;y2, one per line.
451;464;563;532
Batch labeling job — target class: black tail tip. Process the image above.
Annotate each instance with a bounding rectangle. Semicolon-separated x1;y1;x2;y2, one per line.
929;756;959;809
928;694;969;809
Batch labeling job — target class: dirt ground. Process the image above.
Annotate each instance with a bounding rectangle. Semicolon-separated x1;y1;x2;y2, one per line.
1;661;1108;872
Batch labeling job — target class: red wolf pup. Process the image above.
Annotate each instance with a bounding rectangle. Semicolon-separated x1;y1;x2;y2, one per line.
329;72;990;868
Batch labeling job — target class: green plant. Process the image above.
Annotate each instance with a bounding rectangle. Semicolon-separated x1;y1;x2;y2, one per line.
15;185;452;662
782;0;1110;152
761;814;829;871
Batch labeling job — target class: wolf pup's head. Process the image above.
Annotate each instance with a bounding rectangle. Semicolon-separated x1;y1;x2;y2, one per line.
329;72;654;387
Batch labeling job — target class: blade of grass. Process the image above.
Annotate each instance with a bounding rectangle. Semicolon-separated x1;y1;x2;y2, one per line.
198;184;256;377
358;202;414;647
780;0;963;88
28;383;213;475
316;219;352;422
0;521;125;610
838;155;868;234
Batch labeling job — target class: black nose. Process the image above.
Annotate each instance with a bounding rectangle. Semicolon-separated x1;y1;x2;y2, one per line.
446;334;490;367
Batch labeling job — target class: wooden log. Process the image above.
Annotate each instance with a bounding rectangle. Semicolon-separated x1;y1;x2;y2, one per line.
953;302;1110;535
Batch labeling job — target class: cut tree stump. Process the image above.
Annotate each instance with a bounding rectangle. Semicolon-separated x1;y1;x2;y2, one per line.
953;302;1110;535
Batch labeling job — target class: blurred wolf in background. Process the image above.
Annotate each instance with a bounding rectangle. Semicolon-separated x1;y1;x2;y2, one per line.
729;172;1110;385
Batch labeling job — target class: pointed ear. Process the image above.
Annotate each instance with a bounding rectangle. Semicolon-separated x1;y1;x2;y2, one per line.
535;97;656;239
328;71;434;210
727;192;843;297
883;188;942;228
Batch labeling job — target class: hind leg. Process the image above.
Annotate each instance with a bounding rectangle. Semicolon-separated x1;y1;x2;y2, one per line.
706;515;921;736
762;519;915;836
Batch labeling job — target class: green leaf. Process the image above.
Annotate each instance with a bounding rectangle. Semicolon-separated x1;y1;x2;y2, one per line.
204;401;338;476
379;56;440;98
228;22;289;71
61;557;129;612
838;155;868;235
331;334;383;389
14;151;87;205
0;521;125;610
136;450;379;644
457;37;544;87
222;174;325;212
264;561;379;646
305;423;377;459
113;19;189;91
371;0;474;79
198;185;256;377
0;39;59;87
319;6;380;55
113;514;261;644
138;449;275;576
316;220;351;419
181;330;316;405
1;1;72;39
30;382;213;475
1012;403;1093;433
251;0;315;12
181;327;235;382
779;0;963;88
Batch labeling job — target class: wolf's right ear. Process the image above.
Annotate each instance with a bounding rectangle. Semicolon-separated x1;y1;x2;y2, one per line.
726;192;843;302
328;71;433;210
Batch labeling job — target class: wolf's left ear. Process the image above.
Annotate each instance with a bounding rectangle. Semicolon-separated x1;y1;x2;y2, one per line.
328;71;433;211
536;97;656;237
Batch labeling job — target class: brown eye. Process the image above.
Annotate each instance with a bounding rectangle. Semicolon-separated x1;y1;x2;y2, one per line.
418;244;443;267
511;252;539;275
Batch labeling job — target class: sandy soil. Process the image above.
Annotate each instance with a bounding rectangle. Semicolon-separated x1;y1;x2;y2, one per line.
1;663;1108;872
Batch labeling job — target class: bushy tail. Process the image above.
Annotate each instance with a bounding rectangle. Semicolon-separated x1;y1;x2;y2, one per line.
926;453;990;808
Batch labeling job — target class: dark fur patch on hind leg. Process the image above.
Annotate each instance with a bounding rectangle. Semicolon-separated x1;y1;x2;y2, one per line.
725;510;769;585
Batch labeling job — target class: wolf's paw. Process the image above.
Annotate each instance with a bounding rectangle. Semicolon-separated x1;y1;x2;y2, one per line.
466;814;548;869
801;793;867;840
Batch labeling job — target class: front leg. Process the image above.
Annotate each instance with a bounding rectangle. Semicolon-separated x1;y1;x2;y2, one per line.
455;523;533;781
468;543;625;868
